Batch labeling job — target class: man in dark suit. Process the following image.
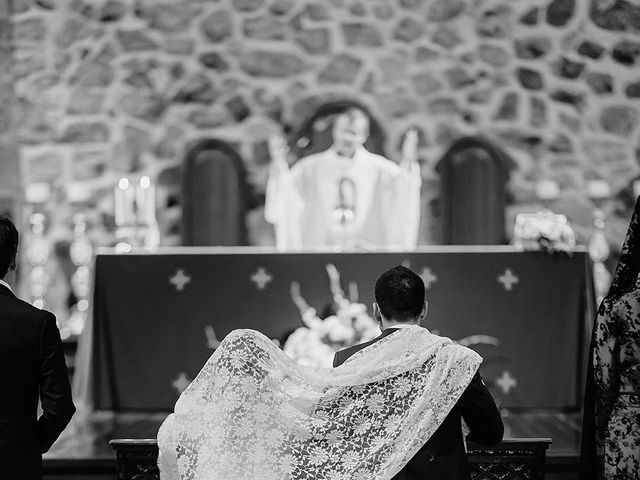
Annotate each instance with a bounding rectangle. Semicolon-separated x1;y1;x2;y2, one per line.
0;215;76;479
334;266;503;480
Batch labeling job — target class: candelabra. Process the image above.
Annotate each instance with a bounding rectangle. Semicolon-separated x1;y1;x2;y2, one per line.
114;176;160;252
587;180;612;303
64;213;93;338
26;212;50;309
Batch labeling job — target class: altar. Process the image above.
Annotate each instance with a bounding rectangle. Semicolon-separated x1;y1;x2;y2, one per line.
73;246;595;411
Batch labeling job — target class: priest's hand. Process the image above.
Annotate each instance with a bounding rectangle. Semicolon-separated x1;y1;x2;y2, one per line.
400;129;419;169
268;135;290;174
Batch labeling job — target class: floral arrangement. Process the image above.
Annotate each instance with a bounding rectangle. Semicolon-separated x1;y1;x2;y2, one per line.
283;264;381;368
512;210;576;254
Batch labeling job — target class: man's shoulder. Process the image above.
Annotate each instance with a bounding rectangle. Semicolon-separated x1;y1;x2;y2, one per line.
0;293;51;324
334;341;372;367
361;150;401;174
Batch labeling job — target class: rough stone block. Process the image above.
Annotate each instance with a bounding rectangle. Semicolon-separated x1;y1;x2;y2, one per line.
240;50;307;77
529;95;547;127
432;25;461;48
477;5;512;37
600;105;638;136
549;89;585;109
294;28;330;54
612;40;640;65
243;16;287;40
373;4;394;19
546;0;575;27
143;3;194;32
201;9;233;43
173;73;218;104
427;0;465;21
520;7;539;25
478;44;509;66
444;66;475;89
411;71;443;96
586;72;613;94
72;60;115;87
116;29;159;52
120;93;166;122
199;51;230;71
61;122;110;143
318;54;362;84
305;2;330;20
393;17;424;43
225;95;251;122
165;37;195;55
232;0;264;12
517;67;544;90
494;91;519;120
554;56;585;79
99;0;126;22
514;36;551;59
342;23;383;47
625;81;640;98
577;40;605;59
589;0;640;32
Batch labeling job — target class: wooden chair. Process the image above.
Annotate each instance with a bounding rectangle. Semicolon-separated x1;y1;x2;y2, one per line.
181;139;250;246
289;100;387;160
110;438;552;480
437;137;516;245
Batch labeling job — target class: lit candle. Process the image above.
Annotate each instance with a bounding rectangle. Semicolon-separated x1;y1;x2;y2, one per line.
535;180;560;201
114;178;129;226
633;179;640;199
587;179;611;200
136;176;156;225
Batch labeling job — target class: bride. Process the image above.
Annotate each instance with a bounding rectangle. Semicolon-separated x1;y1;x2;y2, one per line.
157;323;481;480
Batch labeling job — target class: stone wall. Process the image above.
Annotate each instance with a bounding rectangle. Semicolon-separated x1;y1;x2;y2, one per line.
0;0;20;219
11;0;640;250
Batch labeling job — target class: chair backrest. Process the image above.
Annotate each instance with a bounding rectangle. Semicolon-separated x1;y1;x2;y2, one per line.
437;137;515;245
181;139;249;246
290;100;387;160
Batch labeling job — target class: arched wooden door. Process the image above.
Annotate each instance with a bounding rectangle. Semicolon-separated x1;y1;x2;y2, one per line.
290;100;387;160
181;139;249;246
437;137;515;245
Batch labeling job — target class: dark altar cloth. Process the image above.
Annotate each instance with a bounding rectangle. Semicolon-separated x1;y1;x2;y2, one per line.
74;247;594;411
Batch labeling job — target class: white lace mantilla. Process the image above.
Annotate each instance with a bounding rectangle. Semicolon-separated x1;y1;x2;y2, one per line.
158;326;481;480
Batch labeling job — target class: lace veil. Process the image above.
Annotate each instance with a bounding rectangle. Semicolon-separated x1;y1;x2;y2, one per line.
158;326;481;480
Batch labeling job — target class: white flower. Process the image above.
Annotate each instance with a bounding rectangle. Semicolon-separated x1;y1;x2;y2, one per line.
308;446;329;466
340;451;361;470
365;393;386;414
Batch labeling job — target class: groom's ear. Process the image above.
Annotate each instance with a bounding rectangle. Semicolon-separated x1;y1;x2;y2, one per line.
373;303;382;323
420;301;428;323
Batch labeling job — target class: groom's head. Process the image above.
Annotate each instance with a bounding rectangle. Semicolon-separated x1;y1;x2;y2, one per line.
374;265;426;324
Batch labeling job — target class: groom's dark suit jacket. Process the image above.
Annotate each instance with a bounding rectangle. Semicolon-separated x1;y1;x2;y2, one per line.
0;283;75;480
334;328;504;480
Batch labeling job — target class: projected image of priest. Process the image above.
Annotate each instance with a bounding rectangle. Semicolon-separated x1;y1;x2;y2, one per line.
265;107;422;250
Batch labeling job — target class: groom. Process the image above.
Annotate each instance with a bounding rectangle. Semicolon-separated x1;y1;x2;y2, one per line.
0;216;75;479
334;266;504;480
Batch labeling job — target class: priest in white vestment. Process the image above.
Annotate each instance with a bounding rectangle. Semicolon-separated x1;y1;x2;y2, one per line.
265;108;422;250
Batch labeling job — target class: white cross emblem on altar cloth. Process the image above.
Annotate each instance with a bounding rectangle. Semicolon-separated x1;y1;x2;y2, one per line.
169;269;191;292
250;267;273;291
171;372;192;394
496;370;518;394
419;266;438;289
497;268;519;291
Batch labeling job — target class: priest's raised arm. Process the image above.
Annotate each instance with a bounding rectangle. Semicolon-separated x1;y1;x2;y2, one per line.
265;108;422;250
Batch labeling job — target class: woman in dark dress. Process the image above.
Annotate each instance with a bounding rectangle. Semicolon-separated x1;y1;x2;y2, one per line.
581;197;640;479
